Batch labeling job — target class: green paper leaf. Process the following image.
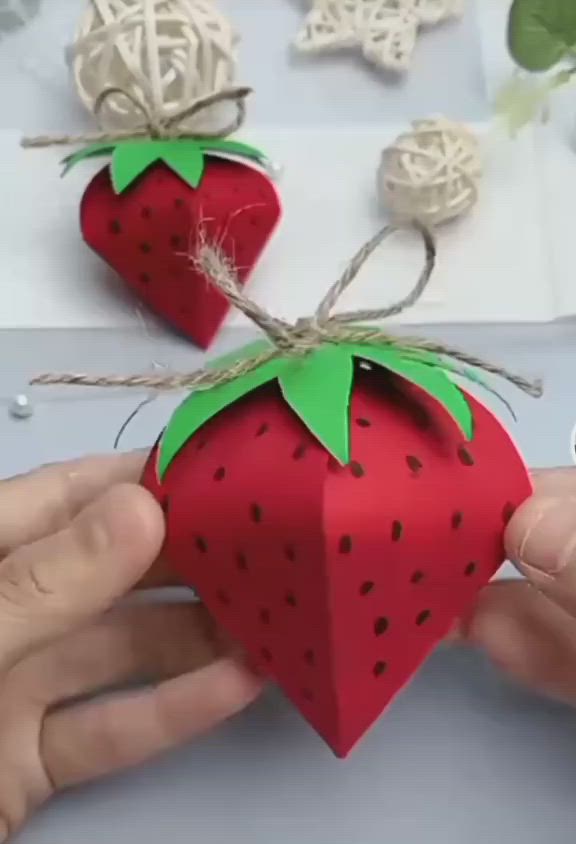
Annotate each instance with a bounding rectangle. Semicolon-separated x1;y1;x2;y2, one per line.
61;141;117;176
508;0;576;71
199;138;267;166
397;348;518;422
279;346;354;464
110;140;205;193
158;353;289;478
348;344;474;441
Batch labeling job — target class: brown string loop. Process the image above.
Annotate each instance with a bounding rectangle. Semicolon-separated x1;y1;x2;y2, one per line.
30;221;543;400
21;86;252;149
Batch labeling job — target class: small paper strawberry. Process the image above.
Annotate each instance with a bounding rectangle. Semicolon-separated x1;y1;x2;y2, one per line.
23;87;281;349
63;130;281;349
29;224;540;758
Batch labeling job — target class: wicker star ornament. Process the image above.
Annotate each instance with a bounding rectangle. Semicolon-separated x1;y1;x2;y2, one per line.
294;0;463;74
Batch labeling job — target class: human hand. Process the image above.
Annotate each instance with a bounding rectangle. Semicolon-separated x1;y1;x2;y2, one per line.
459;467;576;705
0;453;263;839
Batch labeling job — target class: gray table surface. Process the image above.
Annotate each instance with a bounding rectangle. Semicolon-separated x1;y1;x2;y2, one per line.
2;322;576;844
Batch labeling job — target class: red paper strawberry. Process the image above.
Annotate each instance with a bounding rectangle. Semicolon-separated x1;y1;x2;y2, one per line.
141;336;532;758
63;136;281;349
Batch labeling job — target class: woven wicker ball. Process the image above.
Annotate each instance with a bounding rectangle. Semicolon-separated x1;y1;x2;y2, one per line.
71;0;239;131
378;117;482;227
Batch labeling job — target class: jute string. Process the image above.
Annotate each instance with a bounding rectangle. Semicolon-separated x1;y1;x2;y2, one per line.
21;85;251;149
30;222;543;399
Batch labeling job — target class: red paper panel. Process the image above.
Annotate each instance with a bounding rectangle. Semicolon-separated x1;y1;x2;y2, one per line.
81;159;281;349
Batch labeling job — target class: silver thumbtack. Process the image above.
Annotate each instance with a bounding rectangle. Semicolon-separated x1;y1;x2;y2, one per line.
9;394;34;420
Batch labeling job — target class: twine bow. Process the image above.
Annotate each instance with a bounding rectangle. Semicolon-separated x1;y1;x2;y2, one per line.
21;85;251;149
30;222;543;400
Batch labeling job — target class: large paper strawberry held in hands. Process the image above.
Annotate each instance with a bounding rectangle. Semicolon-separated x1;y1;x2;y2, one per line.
33;223;542;757
24;87;281;349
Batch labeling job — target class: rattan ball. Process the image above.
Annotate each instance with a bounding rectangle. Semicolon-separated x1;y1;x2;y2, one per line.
71;0;239;131
378;117;482;227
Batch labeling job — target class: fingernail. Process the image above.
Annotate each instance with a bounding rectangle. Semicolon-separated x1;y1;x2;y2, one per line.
515;497;576;574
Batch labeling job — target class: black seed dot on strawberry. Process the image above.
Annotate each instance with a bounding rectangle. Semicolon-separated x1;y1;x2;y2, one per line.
259;608;271;625
256;423;269;437
360;581;375;596
350;461;365;478
140;242;151;254
285;591;297;608
457;446;475;466
213;466;226;481
302;688;314;701
374;617;389;636
174;198;185;209
391;521;403;542
406;455;423;474
339;535;352;554
293;444;307;460
261;647;272;662
236;552;248;572
411;571;425;584
251;503;263;523
216;589;230;605
109;219;122;234
502;502;515;524
416;609;431;626
451;511;464;529
465;561;477;577
356;417;371;428
170;234;183;249
373;661;387;678
195;536;208;553
141;206;152;219
140;272;150;285
196;440;207;451
304;649;315;666
285;544;296;562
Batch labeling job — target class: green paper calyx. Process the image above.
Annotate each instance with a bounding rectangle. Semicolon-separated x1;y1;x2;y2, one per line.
158;340;478;480
61;137;269;193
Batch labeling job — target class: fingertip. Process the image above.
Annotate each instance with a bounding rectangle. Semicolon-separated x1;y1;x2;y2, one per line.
211;657;267;709
503;497;537;564
84;483;165;576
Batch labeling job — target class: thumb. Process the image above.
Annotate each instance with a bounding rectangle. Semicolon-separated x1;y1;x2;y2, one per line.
505;495;576;618
0;484;164;674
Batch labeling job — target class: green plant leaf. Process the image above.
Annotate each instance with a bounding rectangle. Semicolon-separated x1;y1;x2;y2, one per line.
61;142;117;176
508;0;576;71
494;69;575;134
347;344;474;440
110;140;206;193
279;346;354;464
158;354;289;478
199;138;268;166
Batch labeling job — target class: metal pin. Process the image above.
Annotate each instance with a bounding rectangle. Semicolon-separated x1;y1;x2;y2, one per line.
9;394;34;420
